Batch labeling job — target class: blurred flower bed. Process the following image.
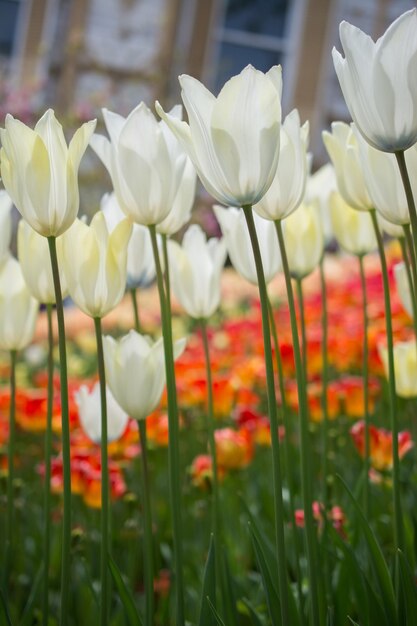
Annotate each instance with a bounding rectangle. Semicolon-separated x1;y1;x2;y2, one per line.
0;243;414;623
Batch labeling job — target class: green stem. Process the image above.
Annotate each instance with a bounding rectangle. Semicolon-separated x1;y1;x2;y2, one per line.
130;288;142;334
94;317;109;626
370;209;403;552
296;277;307;383
42;304;54;626
319;259;330;508
267;296;304;616
395;151;417;275
162;233;172;317
402;226;417;340
242;205;289;626
358;256;370;519
148;224;184;625
138;420;155;626
3;349;17;591
200;320;223;602
132;302;155;626
275;218;322;626
47;235;71;625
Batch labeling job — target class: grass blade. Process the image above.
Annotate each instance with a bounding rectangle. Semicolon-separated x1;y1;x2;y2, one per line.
108;554;143;626
198;534;216;626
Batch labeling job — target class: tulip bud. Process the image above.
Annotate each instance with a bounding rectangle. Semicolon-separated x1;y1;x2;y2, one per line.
0;256;39;351
156;65;282;207
329;192;376;257
253;109;309;221
168;225;227;319
0;110;96;236
394;262;413;318
90;104;193;227
18;220;68;304
101;193;155;288
75;382;129;444
379;340;417;398
323;122;372;212
103;331;186;421
213;205;280;285
0;190;12;264
283;202;324;279
332;9;417;152
59;211;132;318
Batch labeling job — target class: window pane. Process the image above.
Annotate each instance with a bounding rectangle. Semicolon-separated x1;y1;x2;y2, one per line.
0;0;20;56
224;0;289;38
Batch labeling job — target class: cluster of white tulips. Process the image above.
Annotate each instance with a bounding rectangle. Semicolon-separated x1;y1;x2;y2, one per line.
1;7;417;626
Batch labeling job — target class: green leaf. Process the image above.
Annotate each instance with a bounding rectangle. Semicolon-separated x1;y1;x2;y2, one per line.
240;598;264;626
20;562;43;626
0;587;12;626
198;534;216;626
108;554;143;626
337;475;397;626
397;549;417;625
220;546;239;626
248;521;282;626
347;618;360;626
207;597;227;626
327;521;370;625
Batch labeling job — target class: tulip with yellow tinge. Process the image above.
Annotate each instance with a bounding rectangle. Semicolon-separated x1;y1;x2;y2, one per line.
103;331;186;421
379;340;417;398
0;190;12;264
59;211;132;318
329;192;376;257
18;220;68;304
0;256;39;351
323;122;372;212
0;109;96;237
283;202;324;279
156;64;282;207
394;262;413;319
253;108;309;221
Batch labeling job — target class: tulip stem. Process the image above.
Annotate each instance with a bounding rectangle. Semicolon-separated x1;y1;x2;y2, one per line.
47;235;71;626
274;217;322;626
319;259;330;507
395;151;417;273
242;205;289;626
132;310;155;626
148;224;184;626
3;349;17;591
319;258;332;609
267;296;304;615
402;225;417;325
370;210;403;552
295;277;307;383
94;317;110;626
138;420;155;626
161;234;172;315
130;288;142;334
42;304;54;626
200;319;224;609
358;255;370;518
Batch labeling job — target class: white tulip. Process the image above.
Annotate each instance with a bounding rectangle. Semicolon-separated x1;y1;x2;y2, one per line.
103;331;186;421
213;205;280;285
156;65;282;207
168;225;227;319
75;382;129;444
